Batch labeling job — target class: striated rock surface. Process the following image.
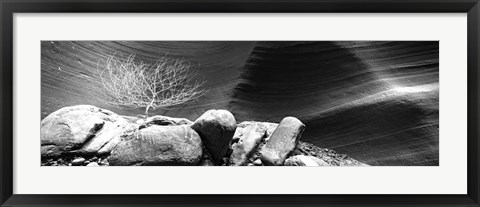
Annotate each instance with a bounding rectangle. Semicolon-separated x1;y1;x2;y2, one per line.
191;109;237;164
42;41;439;165
108;125;203;166
260;117;305;166
41;41;255;120
230;42;438;166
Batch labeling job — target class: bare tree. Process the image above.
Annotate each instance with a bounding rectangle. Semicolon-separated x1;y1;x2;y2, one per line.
98;54;205;115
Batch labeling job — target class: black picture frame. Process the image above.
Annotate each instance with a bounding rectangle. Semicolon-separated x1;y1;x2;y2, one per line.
1;0;479;206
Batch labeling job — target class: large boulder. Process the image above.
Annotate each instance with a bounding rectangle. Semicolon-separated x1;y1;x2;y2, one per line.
41;105;130;157
191;109;237;164
230;123;266;166
260;117;305;165
284;155;329;166
108;125;203;166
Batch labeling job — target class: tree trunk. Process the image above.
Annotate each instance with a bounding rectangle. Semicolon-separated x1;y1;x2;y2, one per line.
145;99;155;115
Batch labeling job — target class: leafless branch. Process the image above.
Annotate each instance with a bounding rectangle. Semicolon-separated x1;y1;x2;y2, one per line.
98;54;205;115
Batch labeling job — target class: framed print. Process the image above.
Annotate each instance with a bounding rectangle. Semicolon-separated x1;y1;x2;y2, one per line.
1;0;479;206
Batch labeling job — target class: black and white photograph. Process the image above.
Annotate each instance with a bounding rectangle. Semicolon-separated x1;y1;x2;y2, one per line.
40;41;439;167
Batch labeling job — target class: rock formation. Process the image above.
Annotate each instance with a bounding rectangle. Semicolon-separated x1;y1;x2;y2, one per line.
40;105;130;157
41;41;439;165
41;106;367;167
230;123;266;166
108;125;203;166
191;109;237;164
260;117;305;166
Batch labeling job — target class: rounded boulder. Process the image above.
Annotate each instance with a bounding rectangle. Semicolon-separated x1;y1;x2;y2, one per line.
191;109;237;164
40;105;128;157
108;125;203;166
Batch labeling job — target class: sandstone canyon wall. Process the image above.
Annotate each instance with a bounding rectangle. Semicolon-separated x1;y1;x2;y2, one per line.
41;41;438;165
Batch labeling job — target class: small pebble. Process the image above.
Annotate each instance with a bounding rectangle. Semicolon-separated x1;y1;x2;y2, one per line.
71;157;85;166
222;157;229;164
99;159;109;166
253;159;262;166
86;162;99;167
201;159;215;166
